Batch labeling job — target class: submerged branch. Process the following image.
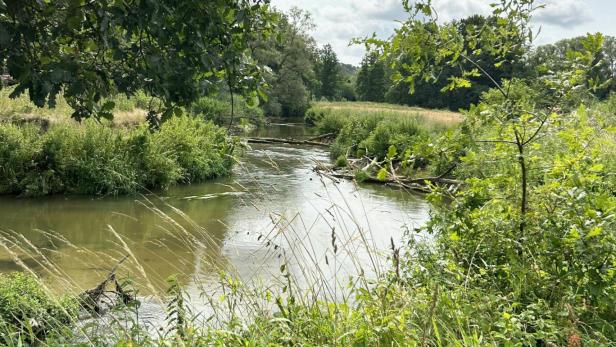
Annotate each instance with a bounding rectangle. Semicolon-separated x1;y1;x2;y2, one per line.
246;137;330;147
313;164;462;194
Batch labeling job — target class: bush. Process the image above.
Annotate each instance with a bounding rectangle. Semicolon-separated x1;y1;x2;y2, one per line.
0;117;235;196
304;106;331;125
315;110;351;135
190;95;264;129
0;273;78;342
148;116;234;183
335;155;348;168
0;124;42;194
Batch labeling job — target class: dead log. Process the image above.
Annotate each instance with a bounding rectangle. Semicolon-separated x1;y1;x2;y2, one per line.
313;165;462;194
79;255;129;313
1;74;16;86
306;132;335;142
247;137;330;147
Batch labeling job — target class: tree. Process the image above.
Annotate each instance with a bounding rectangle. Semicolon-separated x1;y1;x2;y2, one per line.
0;0;274;123
355;52;388;102
370;0;616;330
528;35;616;101
251;7;318;117
381;15;520;110
316;44;341;100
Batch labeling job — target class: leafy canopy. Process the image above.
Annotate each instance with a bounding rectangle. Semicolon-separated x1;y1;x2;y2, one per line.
0;0;274;122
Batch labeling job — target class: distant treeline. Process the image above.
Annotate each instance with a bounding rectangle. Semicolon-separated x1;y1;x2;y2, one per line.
253;10;616;116
249;8;357;118
354;15;616;110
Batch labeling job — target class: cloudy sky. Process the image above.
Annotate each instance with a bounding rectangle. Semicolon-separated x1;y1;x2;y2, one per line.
270;0;616;65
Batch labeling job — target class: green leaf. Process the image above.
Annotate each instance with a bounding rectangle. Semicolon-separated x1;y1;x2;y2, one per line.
386;145;397;160
586;227;602;239
376;168;388;181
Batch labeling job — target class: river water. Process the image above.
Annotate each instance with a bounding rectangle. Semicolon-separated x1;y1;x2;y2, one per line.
0;122;430;316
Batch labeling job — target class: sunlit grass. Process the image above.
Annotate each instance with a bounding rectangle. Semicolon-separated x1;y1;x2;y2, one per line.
312;101;462;127
0;87;150;127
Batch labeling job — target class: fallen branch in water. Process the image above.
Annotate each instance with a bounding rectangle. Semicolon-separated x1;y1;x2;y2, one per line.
246;137;330;147
307;132;335;142
313;163;462;194
79;254;134;313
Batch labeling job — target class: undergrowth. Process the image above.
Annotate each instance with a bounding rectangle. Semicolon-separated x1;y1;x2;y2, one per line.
0;116;235;196
307;104;462;177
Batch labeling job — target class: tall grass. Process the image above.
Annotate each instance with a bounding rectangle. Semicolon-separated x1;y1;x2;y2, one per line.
305;101;461;127
0;87;153;127
0;152;614;346
306;102;459;177
0;117;235;196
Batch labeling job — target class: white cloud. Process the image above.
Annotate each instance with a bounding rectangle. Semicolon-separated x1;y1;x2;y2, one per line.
430;0;491;22
534;0;592;27
271;0;406;65
270;0;610;65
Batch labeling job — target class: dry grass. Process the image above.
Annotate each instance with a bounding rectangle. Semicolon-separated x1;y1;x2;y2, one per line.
0;87;148;127
314;101;462;126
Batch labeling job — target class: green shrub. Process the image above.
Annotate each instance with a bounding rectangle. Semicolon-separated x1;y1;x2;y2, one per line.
47;122;141;195
0;117;235;196
149;116;234;183
335;155;348;168
314;110;350;136
0;273;78;342
304;106;330;125
0;124;42;194
190;95;264;128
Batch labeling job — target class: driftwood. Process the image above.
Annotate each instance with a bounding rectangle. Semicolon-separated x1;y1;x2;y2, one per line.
247;137;330;147
313;162;462;194
306;132;335;141
79;255;134;313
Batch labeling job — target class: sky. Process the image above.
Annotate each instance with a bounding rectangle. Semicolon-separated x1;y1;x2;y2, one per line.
270;0;616;65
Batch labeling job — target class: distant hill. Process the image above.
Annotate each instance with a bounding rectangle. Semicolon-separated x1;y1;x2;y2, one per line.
339;63;358;77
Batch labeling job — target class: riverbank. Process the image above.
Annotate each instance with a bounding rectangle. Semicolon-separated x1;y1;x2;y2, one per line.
0;86;270;197
305;101;466;190
0;117;235;196
0;122;433;344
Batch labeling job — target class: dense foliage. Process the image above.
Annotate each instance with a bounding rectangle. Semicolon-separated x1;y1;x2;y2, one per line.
251;8;318;117
0;117;235;196
190;94;264;130
307;102;460;178
355;52;389;102
314;44;342;100
0;273;78;343
354;15;521;110
0;0;274;122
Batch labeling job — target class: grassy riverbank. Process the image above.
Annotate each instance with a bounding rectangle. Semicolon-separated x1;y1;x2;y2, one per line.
0;87;264;130
306;101;465;178
0;86;268;196
305;101;462;127
0;117;235;196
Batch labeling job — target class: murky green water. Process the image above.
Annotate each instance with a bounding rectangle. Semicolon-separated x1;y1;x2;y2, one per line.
0;122;430;299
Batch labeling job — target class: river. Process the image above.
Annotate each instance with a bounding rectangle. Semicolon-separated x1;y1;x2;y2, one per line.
0;121;430;323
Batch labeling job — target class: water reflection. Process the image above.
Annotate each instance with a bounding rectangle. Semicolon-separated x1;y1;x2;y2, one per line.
0;122;430;299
